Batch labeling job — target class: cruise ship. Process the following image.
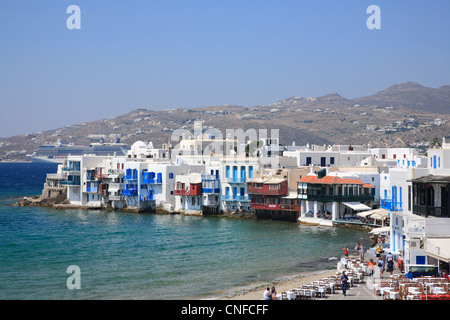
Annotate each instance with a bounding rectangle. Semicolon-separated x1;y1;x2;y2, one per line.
27;140;130;163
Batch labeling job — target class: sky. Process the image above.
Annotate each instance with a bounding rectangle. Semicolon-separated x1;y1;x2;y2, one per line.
1;0;450;137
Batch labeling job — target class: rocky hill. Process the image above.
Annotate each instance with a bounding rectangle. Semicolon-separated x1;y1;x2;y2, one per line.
353;82;450;114
1;82;449;161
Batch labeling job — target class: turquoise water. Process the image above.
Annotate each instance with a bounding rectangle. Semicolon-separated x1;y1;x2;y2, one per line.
0;163;370;300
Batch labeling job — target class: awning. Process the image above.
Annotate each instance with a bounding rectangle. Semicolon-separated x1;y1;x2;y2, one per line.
343;202;371;211
371;210;389;220
425;238;450;263
282;191;298;199
369;226;390;234
357;208;385;218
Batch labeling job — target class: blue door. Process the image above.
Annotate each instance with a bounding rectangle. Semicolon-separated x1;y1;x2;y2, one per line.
416;256;426;265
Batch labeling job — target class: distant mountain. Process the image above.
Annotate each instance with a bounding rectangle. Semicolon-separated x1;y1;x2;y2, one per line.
1;82;449;161
352;82;450;114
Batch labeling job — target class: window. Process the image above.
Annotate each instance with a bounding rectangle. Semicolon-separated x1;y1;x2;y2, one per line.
330;157;335;165
169;173;174;179
408;186;411;211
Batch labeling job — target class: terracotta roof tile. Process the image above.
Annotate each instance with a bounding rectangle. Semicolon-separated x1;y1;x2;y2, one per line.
298;175;364;185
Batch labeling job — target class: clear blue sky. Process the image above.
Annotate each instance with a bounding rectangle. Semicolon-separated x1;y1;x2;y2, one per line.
1;0;449;137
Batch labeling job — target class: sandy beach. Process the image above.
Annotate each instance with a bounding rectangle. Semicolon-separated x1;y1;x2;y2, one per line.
221;269;337;300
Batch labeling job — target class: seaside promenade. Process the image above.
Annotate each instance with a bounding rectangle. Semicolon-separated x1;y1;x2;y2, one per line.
318;251;402;301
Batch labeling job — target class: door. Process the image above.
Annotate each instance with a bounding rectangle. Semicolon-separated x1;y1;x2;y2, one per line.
416;256;426;265
320;157;326;167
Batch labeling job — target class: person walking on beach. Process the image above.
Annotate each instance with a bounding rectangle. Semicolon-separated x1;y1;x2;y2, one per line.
341;271;349;296
342;245;349;258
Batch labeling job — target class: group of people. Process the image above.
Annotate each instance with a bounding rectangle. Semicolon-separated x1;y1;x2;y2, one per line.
263;286;277;300
342;242;365;260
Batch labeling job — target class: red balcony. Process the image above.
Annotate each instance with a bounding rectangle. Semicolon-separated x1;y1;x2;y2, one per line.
251;203;281;210
247;180;288;196
174;183;202;196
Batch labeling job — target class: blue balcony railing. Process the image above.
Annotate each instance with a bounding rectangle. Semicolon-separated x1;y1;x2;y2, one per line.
122;188;138;196
223;195;250;201
380;198;403;211
227;177;246;183
203;188;220;194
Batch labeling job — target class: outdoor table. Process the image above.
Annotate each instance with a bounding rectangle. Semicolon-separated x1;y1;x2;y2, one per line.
286;291;296;300
431;287;447;295
388;290;401;300
380;287;395;296
314;286;327;298
408;287;422;295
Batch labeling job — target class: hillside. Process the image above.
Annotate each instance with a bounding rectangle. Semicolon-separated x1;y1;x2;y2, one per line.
1;82;449;161
353;82;450;114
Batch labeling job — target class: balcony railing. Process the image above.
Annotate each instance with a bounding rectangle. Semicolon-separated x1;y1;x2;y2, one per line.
202;174;219;181
122;189;138;196
297;194;374;202
62;167;80;173
227;177;246;184
94;173;110;179
380;199;403;211
174;189;202;196
251;203;281;210
223;195;250;201
109;195;124;201
203;188;220;194
247;185;287;196
413;205;450;217
62;180;80;186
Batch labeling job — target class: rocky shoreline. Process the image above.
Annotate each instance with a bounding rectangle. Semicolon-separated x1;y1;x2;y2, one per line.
12;194;258;219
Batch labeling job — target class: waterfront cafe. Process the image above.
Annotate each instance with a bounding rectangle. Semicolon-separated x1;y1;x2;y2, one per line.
357;208;390;226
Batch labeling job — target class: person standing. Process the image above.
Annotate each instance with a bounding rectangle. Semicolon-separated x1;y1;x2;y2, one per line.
270;286;277;300
359;243;365;261
377;257;385;278
355;242;360;256
368;259;376;277
387;258;394;277
375;244;383;258
342;245;349;258
341;271;349;296
263;287;271;300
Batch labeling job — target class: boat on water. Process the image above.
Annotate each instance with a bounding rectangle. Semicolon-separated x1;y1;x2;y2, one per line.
27;140;130;163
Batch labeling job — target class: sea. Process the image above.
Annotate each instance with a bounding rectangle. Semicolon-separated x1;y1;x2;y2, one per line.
0;162;371;300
